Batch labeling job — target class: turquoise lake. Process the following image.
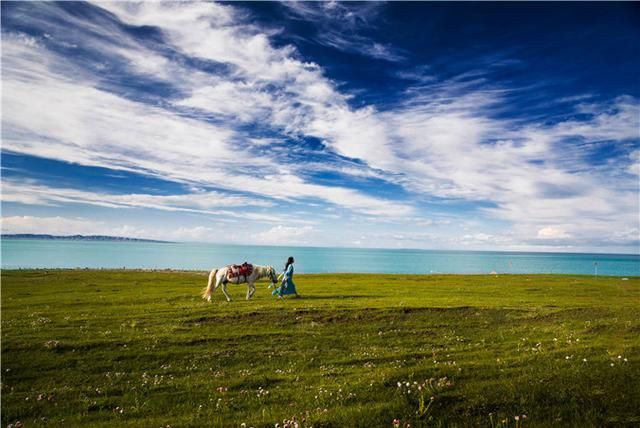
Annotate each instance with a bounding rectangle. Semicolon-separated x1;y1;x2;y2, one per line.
1;239;638;276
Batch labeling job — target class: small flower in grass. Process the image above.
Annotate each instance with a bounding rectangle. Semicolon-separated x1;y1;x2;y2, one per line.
241;424;246;428
515;416;520;421
392;419;401;428
624;358;628;362
618;355;622;359
583;358;587;362
611;363;614;367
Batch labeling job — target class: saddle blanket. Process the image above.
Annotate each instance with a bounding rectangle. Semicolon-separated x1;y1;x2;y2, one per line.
227;262;253;279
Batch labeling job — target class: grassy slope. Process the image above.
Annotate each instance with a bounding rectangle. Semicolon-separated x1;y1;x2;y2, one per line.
1;270;639;427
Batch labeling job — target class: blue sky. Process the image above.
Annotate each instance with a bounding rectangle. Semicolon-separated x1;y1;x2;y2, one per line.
1;1;639;253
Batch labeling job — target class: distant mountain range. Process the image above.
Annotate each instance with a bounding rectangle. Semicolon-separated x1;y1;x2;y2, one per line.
2;234;170;243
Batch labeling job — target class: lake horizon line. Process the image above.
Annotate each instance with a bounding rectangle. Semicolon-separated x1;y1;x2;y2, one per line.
1;237;638;257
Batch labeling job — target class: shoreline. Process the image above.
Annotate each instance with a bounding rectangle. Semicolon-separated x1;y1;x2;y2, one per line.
2;237;638;256
1;267;637;278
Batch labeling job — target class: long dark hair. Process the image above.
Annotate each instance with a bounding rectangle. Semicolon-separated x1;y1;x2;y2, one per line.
284;256;294;271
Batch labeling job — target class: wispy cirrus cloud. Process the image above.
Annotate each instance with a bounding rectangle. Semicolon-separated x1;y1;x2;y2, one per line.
302;64;638;249
1;180;285;221
281;1;405;62
1;2;638;252
2;2;414;219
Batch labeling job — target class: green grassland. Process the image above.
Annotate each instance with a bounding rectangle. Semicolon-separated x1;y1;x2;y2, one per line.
2;270;639;427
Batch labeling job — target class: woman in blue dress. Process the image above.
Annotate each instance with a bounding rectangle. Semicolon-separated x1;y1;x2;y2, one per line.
273;256;300;299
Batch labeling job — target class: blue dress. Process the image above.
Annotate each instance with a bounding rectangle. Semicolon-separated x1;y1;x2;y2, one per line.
272;264;298;296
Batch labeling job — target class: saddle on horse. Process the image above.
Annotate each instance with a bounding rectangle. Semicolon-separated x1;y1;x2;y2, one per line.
226;262;253;284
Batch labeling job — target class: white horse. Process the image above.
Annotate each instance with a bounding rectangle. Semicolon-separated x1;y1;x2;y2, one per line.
202;264;278;302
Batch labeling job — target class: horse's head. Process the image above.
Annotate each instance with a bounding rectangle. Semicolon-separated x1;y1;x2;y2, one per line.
267;266;278;286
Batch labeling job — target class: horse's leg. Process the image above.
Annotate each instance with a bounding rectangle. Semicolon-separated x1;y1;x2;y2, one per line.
221;282;232;302
247;282;256;300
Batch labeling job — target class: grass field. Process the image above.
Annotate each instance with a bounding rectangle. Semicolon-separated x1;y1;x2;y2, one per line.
1;270;639;427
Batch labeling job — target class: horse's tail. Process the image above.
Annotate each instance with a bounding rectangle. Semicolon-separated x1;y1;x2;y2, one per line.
202;268;219;301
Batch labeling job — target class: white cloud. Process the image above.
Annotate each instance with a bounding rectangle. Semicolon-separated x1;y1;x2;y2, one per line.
628;150;640;176
2;216;108;236
1;9;413;218
0;215;227;242
167;226;216;242
537;226;571;240
0;180;320;225
96;1;299;82
281;1;404;62
175;80;274;122
313;84;639;249
2;40;237;171
2;2;638;251
2;179;271;211
251;225;314;245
